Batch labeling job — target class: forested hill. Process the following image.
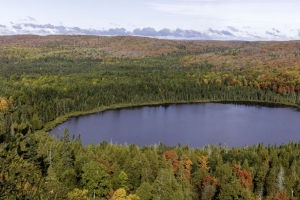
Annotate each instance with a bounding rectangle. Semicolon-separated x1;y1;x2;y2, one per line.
1;35;300;60
1;35;300;199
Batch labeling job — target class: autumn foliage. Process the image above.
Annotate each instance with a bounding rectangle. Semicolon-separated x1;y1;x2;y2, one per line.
198;156;210;171
201;175;219;187
180;155;193;181
1;35;300;199
232;164;253;190
0;98;8;112
265;191;291;200
163;150;179;173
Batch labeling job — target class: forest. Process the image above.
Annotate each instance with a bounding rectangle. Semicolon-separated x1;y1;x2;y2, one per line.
1;35;300;199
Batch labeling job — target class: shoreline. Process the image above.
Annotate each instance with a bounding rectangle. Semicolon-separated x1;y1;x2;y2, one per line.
38;99;300;134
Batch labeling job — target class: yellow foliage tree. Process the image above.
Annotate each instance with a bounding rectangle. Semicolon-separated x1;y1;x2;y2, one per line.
0;96;14;113
110;188;140;200
110;188;127;200
198;156;210;171
127;194;140;200
0;97;8;112
68;188;90;200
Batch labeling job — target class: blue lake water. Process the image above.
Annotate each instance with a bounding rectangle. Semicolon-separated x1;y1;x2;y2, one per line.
49;103;300;147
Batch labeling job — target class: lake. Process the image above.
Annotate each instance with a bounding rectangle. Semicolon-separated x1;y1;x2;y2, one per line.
49;103;300;147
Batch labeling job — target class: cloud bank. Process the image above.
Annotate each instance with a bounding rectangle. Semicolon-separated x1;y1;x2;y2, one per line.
0;22;298;41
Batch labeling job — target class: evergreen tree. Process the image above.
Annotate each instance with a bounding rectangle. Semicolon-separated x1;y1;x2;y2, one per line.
136;182;153;200
152;168;184;200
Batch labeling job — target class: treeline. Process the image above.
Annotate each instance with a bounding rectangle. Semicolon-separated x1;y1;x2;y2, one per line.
1;56;300;134
2;125;300;199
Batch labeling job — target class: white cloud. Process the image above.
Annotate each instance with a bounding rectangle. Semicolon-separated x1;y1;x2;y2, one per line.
149;0;300;34
0;0;299;40
1;21;299;41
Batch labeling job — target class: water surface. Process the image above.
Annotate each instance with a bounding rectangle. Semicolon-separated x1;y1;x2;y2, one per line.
50;103;300;147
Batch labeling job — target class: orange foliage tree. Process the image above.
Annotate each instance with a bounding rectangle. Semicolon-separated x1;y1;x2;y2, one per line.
264;191;291;200
163;150;179;173
232;164;253;190
180;155;193;181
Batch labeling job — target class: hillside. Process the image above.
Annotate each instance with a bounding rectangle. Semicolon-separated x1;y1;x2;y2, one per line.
1;35;299;72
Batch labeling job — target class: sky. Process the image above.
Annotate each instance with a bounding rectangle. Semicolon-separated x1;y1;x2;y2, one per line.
1;0;300;40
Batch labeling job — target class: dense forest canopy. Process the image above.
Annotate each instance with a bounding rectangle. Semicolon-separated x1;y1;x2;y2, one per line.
1;35;300;199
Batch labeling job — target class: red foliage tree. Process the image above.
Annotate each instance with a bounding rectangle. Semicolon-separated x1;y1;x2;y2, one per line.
277;86;284;94
238;170;253;190
201;175;218;187
232;164;253;190
163;150;179;173
201;175;219;200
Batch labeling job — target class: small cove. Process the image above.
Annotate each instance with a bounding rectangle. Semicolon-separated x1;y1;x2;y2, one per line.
49;103;300;147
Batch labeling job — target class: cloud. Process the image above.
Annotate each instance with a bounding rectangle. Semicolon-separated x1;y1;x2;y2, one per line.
272;28;280;33
27;16;37;22
133;27;159;36
245;32;262;39
266;30;281;37
209;28;234;36
0;22;298;41
227;26;239;32
12;25;22;30
221;31;233;36
266;31;277;37
2;22;214;39
173;28;210;38
23;23;54;29
158;28;172;36
103;28;131;35
132;27;211;39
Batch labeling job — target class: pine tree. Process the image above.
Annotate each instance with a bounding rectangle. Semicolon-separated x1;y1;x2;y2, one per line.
136;182;153;200
152;168;184;200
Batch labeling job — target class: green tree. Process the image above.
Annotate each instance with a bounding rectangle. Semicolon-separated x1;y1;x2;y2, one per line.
118;171;129;192
60;128;74;171
124;152;153;190
31;113;43;130
152;168;184;200
136;182;153;200
215;163;248;199
81;161;112;198
265;166;278;196
254;162;269;199
60;168;78;191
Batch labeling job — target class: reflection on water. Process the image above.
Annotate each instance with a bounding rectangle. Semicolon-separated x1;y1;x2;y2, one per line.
50;103;300;147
